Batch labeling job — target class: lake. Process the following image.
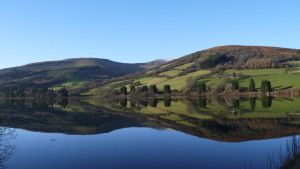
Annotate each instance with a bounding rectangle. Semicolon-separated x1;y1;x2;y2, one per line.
0;96;300;169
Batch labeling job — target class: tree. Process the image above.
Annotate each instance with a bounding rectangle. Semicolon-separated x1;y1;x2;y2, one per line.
261;81;266;93
284;65;289;73
130;86;136;93
58;87;69;97
120;86;128;95
149;85;158;93
31;87;38;97
249;79;256;92
197;83;206;94
141;85;148;92
266;80;272;92
16;88;25;97
232;72;236;77
163;85;171;94
232;81;239;91
271;62;276;69
261;80;272;93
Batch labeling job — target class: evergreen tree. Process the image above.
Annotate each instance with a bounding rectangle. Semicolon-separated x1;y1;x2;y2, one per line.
261;80;266;93
266;80;272;92
120;86;128;95
149;85;158;93
163;85;171;94
197;83;206;94
249;79;256;92
261;80;272;93
142;85;148;92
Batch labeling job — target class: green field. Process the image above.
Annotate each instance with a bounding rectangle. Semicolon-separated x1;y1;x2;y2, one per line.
286;61;300;67
199;71;300;90
240;98;300;113
157;70;210;90
239;74;300;89
225;69;285;76
125;77;169;88
174;63;194;70
159;70;183;76
51;78;85;91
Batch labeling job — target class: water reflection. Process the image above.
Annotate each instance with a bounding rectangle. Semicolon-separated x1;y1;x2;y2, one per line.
0;96;300;142
0;124;16;169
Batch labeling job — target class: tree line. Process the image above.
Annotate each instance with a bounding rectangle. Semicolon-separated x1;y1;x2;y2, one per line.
118;78;273;96
4;87;69;98
119;84;172;96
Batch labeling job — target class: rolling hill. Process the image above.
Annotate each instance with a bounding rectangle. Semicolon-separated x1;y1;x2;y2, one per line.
84;45;300;95
0;58;167;94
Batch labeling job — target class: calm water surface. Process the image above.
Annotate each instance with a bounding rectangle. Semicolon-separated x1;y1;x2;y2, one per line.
0;97;300;169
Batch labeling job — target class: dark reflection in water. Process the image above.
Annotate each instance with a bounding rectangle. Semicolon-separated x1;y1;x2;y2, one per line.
261;96;272;108
0;96;299;142
149;98;158;108
164;97;171;107
249;97;256;111
0;97;300;169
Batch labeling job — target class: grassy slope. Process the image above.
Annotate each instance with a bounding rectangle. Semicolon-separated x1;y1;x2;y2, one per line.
82;46;300;95
0;58;168;93
199;67;300;89
157;70;210;90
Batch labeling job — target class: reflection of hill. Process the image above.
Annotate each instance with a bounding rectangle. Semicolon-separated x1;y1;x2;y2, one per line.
0;102;147;135
1;98;300;142
148;115;300;142
83;98;300;142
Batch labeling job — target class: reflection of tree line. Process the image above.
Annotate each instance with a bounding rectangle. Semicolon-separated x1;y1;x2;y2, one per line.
3;98;69;109
119;97;172;109
198;96;273;110
119;96;273;111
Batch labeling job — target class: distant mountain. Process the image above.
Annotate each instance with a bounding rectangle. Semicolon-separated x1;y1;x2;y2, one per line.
138;59;174;69
0;58;168;92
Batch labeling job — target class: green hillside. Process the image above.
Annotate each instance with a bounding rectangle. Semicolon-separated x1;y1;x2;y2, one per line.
0;58;166;94
84;45;300;95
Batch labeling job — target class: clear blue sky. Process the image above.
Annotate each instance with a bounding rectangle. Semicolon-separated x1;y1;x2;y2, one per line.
0;0;299;69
